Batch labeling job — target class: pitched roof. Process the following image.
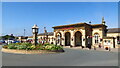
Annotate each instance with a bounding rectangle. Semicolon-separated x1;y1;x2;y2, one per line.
107;28;120;33
103;37;115;39
28;36;33;38
52;23;88;28
38;32;54;36
91;24;107;28
52;22;108;29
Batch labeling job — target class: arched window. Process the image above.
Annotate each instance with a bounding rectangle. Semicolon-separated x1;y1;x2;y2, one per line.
94;33;99;44
56;32;62;44
57;35;60;43
49;38;50;41
52;37;53;41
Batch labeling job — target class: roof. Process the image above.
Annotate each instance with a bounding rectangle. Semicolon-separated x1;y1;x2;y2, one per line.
52;23;88;28
91;24;104;26
38;32;54;36
52;23;108;29
91;24;107;28
28;32;54;38
28;36;33;38
103;37;115;39
18;36;28;39
107;28;120;33
32;24;39;29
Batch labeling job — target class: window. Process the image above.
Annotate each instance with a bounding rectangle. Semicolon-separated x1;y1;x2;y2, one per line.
57;33;61;44
100;38;102;42
104;40;107;43
49;38;50;41
108;40;110;43
57;35;60;44
52;37;53;41
94;33;99;44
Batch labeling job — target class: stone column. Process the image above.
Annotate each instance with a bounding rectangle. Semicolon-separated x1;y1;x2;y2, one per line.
61;32;65;46
92;35;95;46
71;31;75;47
82;30;86;47
53;32;56;45
115;38;117;46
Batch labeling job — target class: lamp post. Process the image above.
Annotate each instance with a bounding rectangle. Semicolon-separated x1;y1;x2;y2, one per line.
32;24;39;46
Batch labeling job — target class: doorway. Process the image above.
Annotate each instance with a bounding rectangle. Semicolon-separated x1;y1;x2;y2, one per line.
65;32;71;46
75;31;82;46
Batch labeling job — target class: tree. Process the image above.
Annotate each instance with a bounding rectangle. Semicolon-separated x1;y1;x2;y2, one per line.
2;35;15;40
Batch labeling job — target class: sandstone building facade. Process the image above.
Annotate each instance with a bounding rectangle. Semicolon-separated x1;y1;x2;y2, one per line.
28;18;120;48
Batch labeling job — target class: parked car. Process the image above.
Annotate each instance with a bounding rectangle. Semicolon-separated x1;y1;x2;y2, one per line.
13;41;20;43
0;40;5;43
0;40;6;45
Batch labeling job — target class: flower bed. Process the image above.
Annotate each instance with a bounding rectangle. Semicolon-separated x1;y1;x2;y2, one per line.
2;43;64;54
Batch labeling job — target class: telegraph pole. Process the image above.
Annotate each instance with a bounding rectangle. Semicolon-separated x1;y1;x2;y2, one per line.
24;29;25;37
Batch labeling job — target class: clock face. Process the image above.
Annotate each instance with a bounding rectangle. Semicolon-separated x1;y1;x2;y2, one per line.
32;28;38;33
32;29;35;33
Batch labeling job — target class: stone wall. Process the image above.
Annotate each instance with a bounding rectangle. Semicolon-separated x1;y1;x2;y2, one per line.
107;33;120;47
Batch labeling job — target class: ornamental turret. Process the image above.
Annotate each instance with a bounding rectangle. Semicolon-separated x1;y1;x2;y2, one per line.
102;17;106;25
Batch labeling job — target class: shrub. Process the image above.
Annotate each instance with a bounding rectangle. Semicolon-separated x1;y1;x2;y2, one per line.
35;47;44;50
21;43;32;46
44;44;63;51
35;45;44;50
8;43;15;46
3;45;8;49
30;45;36;49
8;45;17;49
26;46;32;50
14;43;22;45
16;45;27;50
45;45;53;50
25;45;36;50
5;43;32;50
38;43;42;46
3;42;64;51
44;43;50;46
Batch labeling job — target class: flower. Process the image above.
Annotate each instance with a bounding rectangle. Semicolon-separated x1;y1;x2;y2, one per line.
31;45;35;48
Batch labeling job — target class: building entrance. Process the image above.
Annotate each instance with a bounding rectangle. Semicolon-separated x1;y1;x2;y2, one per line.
65;32;71;46
75;31;82;46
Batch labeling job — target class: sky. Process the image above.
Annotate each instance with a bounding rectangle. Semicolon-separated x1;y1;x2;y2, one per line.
2;2;118;36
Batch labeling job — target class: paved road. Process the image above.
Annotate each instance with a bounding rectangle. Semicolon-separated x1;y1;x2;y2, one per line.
2;48;118;66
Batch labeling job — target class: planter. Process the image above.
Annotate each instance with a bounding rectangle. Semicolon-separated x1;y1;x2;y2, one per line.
105;47;109;50
2;48;64;54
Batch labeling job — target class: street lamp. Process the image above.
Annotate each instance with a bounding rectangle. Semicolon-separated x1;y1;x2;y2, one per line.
32;24;39;46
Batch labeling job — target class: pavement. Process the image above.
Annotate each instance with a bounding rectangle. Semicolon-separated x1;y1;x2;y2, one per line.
2;48;118;66
63;46;119;52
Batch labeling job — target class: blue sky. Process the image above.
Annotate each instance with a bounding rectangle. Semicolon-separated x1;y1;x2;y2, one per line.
2;2;118;36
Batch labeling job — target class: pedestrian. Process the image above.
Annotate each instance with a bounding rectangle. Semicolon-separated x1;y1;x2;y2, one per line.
88;44;91;50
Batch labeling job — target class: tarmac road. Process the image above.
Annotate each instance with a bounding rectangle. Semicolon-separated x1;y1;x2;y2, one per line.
2;48;118;66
